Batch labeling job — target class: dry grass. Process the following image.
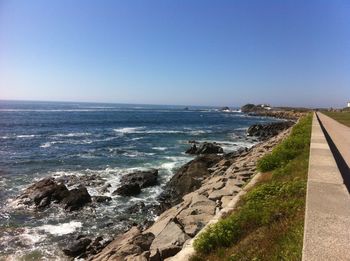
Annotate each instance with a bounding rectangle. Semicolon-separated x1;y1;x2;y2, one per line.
323;111;350;127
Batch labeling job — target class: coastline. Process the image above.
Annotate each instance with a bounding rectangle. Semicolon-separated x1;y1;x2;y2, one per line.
89;117;296;260
1;109;301;260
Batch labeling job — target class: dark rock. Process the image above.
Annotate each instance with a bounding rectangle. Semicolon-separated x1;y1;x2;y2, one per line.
120;169;158;188
61;186;92;211
127;202;146;213
185;144;198;154
158;154;222;210
16;178;92;211
112;183;141;196
133;232;155;251
219;106;230;112
51;184;70;202
62;238;92;257
186;142;223;155
247;121;294;139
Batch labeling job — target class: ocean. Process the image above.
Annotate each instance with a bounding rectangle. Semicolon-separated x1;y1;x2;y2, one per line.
0;100;278;259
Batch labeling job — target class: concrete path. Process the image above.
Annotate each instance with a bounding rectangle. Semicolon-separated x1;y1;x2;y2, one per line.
317;112;350;178
302;113;350;261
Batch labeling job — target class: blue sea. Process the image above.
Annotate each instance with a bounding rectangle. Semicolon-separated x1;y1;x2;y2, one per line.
0;100;278;259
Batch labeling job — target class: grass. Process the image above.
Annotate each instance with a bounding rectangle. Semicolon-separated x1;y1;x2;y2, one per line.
191;114;312;261
322;111;350;127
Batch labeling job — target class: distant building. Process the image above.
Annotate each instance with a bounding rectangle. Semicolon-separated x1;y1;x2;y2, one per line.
348;101;350;107
257;104;272;110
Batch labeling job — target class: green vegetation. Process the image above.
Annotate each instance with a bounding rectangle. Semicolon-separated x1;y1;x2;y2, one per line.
323;111;350;127
191;114;312;261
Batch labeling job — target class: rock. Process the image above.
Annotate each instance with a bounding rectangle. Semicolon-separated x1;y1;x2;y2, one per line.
241;103;265;113
247;121;294;139
120;169;158;188
63;237;92;257
112;183;141;196
15;178;91;211
185;142;223;155
219;106;231;112
208;188;234;200
158;154;222;210
133;232;155;251
91;227;142;261
150;221;189;259
61;186;92;211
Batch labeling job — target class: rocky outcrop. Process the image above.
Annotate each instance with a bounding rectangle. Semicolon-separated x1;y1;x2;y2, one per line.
158;154;222;210
241;104;265;113
113;183;141;196
112;169;158;196
247;121;294;139
15;177;91;211
120;169;158;188
185;142;223;155
90;124;295;261
63;235;113;258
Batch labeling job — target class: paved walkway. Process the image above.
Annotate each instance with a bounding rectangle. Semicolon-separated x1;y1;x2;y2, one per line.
317;112;350;176
302;113;350;261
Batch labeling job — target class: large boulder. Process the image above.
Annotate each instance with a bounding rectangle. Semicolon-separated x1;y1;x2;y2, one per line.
113;183;141;196
63;237;92;257
113;169;158;197
150;221;189;259
120;169;158;188
185;142;223;155
158;154;222;210
61;186;92;211
15;177;91;211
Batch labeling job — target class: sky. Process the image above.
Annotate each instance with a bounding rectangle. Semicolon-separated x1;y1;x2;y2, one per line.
0;0;349;107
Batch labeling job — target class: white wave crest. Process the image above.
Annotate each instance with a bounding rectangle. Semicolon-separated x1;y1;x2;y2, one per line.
38;221;82;236
53;132;91;137
114;127;145;134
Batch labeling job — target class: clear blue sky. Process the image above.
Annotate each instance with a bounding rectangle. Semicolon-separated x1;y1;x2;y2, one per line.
0;0;349;107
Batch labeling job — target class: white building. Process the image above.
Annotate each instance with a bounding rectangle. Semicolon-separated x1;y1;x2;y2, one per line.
348;101;350;107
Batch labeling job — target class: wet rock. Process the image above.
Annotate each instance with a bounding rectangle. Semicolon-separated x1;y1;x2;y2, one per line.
63;237;92;257
112;183;141;196
158;154;222;210
61;186;92;211
15;178;91;211
185;142;223;155
120;169;158;188
133;232;155;251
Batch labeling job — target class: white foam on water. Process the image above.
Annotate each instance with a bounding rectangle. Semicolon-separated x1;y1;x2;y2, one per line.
53;132;91;137
16;134;38;138
114;127;145;134
40;142;52;148
38;221;82;236
152;147;167;151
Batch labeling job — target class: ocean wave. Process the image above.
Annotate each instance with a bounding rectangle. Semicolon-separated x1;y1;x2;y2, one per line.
52;132;91;138
17;134;39;138
113;127;145;134
38;221;82;236
114;127;210;135
152;147;167;151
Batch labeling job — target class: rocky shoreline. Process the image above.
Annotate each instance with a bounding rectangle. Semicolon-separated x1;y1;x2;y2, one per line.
9;117;298;260
88;122;295;260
